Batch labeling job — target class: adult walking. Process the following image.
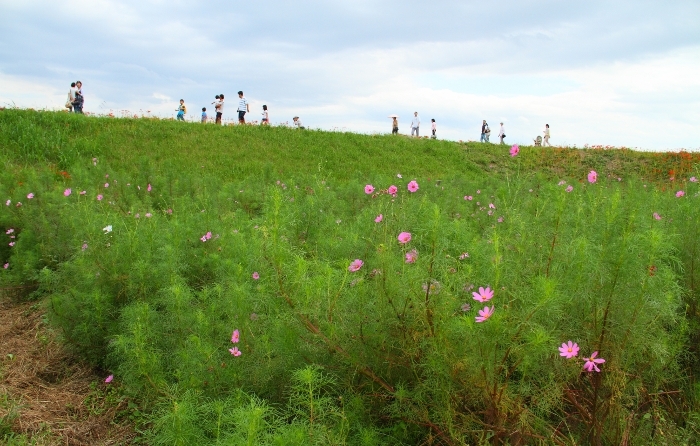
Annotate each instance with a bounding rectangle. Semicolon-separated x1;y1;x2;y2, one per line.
411;112;420;137
498;122;506;144
543;124;551;146
72;81;84;114
66;82;77;112
237;91;249;124
484;121;491;142
213;94;224;125
480;120;487;142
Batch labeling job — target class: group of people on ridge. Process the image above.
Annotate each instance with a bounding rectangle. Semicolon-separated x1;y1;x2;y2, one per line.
177;91;262;125
392;112;437;139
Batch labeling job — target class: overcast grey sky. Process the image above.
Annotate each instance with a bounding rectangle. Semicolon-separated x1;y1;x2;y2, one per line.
1;0;699;150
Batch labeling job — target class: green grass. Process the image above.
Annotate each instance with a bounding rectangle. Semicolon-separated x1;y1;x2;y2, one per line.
1;109;700;445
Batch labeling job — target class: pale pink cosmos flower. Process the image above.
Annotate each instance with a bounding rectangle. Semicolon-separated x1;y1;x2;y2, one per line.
229;347;242;356
653;212;662;220
397;232;412;244
509;144;519;157
134;213;140;219
147;184;152;192
488;203;495;209
167;209;173;214
690;177;698;183
3;263;8;269
472;286;494;303
476;190;481;194
16;202;22;207
5;229;13;234
252;272;260;280
459;252;469;260
397;173;402;178
8;242;15;247
557;180;566;186
64;188;72;196
82;243;88;251
497;217;504;223
145;213;152;218
364;184;375;194
587;171;597;183
407;180;419;192
105;375;114;383
405;249;418;264
200;235;207;242
97;194;103;201
374;214;383;223
475;306;494;323
205;231;212;240
104;183;109;188
27;193;34;199
348;259;364;272
558;341;579;359
5;200;9;206
80;190;86;195
565;185;573;193
388;185;398;195
231;329;240;343
676;190;685;197
582;351;605;372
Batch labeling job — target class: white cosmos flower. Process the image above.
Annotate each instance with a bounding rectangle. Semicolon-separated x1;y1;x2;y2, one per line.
103;225;113;233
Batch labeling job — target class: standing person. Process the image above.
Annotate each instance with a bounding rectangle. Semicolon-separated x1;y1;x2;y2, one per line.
261;105;269;125
411;112;420;137
237;91;249;124
480;120;487;142
431;119;437;139
72;81;84;113
543;124;551;146
213;94;224;125
484;121;491;142
292;116;305;129
498;122;506;144
392;117;398;134
201;107;207;123
66;82;77;112
176;99;186;121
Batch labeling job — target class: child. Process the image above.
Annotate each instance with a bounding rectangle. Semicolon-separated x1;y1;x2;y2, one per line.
261;105;269;125
431;119;437;139
292;116;305;129
201;107;207;123
176;99;186;121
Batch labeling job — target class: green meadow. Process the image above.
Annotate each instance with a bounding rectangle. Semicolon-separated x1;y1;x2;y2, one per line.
1;109;700;445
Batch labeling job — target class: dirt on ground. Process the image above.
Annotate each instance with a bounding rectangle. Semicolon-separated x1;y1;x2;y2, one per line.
0;294;137;445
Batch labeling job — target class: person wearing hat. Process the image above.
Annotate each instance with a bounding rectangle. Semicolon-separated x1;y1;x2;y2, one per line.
498;122;506;144
293;116;305;129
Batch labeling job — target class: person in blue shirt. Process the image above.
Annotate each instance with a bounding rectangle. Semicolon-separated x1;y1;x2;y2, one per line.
201;107;207;123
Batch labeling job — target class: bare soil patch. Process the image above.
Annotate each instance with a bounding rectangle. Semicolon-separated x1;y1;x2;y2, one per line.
0;296;136;445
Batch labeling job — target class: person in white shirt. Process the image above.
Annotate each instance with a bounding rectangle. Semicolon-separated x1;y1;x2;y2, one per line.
293;116;305;129
237;91;249;124
66;82;77;112
411;112;420;137
431;119;437;139
213;94;224;125
261;105;269;125
498;122;506;145
543;124;551;146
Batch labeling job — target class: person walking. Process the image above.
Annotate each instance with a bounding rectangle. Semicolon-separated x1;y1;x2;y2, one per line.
480;120;487;142
213;94;224;125
72;81;84;113
66;82;77;112
484;121;491;142
176;99;187;121
411;112;420;137
237;91;249;124
498;122;506;144
543;124;551;146
261;105;269;125
392;116;398;135
431;119;437;139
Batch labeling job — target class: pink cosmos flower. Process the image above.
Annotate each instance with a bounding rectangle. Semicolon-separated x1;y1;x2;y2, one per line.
475;305;494;323
676;190;685;197
405;249;418;264
557;180;566;186
105;375;114;383
135;213;140;219
200;235;207;242
205;231;212;240
497;217;504;223
3;263;8;269
97;194;103;201
80;190;86;195
27;193;34;199
690;177;698;183
167;209;173;214
375;214;383;223
566;185;573;193
587;171;597;183
466;195;473;201
653;212;662;220
145;213;152;218
5;200;9;206
252;272;260;280
348;259;364;272
489;203;495;209
229;347;242;356
5;229;13;234
82;243;88;251
364;184;375;194
104;183;109;188
407;180;419;192
582;351;606;372
558;341;579;359
388;185;398;195
147;184;152;192
231;329;240;343
9;242;15;247
509;144;519;157
64;188;71;196
397;232;412;244
472;286;494;303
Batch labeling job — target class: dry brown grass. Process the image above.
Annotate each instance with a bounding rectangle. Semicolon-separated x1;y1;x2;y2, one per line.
0;295;137;445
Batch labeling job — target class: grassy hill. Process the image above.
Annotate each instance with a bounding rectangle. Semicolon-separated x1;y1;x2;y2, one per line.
1;109;700;445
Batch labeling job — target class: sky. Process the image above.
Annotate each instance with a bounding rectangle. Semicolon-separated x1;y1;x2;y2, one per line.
1;0;699;151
